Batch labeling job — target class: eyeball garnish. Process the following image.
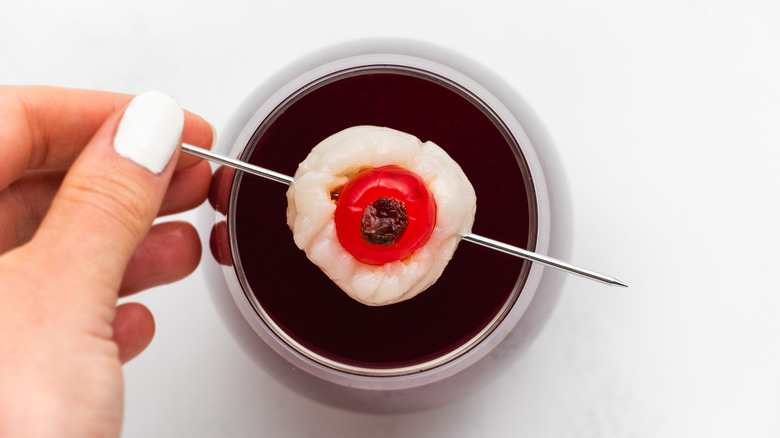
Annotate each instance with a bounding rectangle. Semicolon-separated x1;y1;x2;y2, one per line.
286;126;477;306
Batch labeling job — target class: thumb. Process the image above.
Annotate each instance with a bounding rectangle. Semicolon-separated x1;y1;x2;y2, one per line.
30;91;185;301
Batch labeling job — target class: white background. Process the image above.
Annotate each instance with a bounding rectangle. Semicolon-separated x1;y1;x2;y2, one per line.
3;1;779;436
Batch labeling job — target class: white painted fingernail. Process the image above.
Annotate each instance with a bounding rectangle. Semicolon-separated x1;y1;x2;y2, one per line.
114;91;184;174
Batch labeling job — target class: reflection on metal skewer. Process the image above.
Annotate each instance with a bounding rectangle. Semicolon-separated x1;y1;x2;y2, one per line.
182;143;293;185
460;234;627;287
182;144;627;288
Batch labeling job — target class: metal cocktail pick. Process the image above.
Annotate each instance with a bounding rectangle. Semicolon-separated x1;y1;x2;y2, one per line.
182;144;628;287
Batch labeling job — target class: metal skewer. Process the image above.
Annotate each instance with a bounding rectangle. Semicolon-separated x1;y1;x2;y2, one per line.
182;143;293;185
182;144;627;287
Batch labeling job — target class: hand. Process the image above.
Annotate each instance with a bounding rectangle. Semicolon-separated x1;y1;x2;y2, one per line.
0;86;214;437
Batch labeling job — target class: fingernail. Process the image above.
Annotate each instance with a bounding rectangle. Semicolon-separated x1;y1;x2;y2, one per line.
114;91;185;174
208;121;218;149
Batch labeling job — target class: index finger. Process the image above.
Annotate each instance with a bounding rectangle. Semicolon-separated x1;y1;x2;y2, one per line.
0;86;214;189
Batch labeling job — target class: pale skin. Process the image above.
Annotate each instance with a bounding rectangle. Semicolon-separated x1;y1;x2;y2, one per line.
0;86;215;437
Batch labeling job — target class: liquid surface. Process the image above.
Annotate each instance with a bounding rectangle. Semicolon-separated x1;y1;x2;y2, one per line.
232;69;535;369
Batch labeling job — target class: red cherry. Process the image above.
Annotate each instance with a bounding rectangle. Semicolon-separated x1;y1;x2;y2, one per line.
333;165;436;265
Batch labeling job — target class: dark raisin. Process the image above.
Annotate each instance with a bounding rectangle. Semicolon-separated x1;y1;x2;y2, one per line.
360;197;408;246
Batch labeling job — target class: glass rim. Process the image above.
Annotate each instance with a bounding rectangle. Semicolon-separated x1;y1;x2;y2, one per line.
225;59;540;377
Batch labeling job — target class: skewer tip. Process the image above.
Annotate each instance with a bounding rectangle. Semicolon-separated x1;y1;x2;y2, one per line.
610;278;629;288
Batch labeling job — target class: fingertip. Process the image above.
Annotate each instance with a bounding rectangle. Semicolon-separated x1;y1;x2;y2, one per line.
119;221;202;296
209;220;232;266
178;112;215;169
112;302;155;364
208;165;236;215
182;111;215;149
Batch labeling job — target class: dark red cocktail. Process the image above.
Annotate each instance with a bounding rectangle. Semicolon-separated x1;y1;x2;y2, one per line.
232;68;536;370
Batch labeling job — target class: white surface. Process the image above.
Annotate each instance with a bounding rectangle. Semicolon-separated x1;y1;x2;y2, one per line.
2;1;779;436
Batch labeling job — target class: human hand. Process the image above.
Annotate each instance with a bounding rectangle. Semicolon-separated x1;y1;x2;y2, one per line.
0;87;214;438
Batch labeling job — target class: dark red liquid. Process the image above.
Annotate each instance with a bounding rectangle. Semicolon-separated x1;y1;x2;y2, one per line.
231;68;536;369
